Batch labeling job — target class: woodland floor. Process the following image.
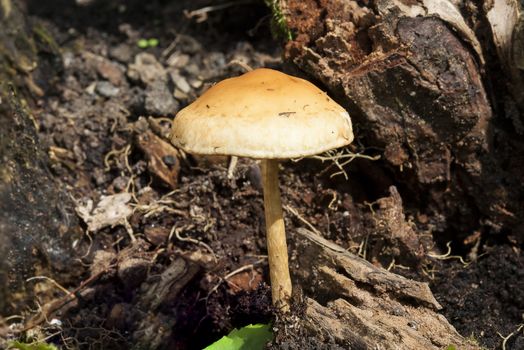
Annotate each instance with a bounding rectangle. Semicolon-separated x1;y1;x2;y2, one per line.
14;0;524;349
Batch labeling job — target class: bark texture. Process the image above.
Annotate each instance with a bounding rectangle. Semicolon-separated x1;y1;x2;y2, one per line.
287;228;478;350
0;1;83;314
282;0;524;242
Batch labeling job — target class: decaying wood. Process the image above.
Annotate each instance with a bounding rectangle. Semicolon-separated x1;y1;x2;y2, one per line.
290;228;478;349
136;130;181;189
364;186;425;266
282;0;524;242
132;255;201;349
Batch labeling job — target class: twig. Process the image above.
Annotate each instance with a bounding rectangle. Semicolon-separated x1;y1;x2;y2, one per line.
23;268;111;331
284;204;321;235
357;234;369;259
227;59;253;72
184;1;254;23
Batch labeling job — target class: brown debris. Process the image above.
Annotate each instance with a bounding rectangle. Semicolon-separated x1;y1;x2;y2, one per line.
287;228;478;350
131;256;202;349
144;225;170;246
366;186;425;266
226;269;263;294
136;130;181;189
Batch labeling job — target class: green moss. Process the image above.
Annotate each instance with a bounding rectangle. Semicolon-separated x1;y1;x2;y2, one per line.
8;341;58;350
264;0;293;41
32;24;61;56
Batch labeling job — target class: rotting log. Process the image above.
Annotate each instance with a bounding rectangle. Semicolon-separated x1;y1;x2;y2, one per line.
284;228;479;350
0;1;83;315
132;254;201;349
281;0;524;243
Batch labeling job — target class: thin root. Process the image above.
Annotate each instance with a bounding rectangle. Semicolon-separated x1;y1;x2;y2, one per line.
306;148;380;180
498;324;524;350
26;276;70;295
169;224;217;263
427;242;471;266
206;258;266;298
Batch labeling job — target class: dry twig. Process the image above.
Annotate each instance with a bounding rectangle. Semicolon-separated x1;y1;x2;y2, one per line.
184;1;254;23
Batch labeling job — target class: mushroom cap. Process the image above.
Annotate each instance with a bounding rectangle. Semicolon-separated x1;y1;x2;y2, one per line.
171;68;353;159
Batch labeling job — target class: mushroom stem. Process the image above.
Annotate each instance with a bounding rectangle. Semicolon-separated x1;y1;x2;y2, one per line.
261;159;292;311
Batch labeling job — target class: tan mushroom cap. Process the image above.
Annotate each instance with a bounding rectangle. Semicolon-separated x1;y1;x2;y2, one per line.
171;68;353;159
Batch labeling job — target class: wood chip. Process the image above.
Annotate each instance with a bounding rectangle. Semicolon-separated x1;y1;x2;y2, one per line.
136;130;180;189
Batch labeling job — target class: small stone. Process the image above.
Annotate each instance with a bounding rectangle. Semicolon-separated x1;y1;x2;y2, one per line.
183;63;200;76
111;176;129;192
85;82;96;95
110;43;133;63
118;23;139;40
62;51;75;68
127;53;166;85
162;155;177;166
173;88;188;101
144;80;179;116
169;70;191;94
92;168;110;186
188;77;203;89
96;60;125;86
166;52;190;67
96;81;120;97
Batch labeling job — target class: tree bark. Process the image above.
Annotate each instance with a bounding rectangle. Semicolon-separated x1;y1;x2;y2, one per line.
281;0;524;243
0;1;83;315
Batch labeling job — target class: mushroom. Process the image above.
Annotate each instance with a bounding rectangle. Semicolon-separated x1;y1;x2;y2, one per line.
170;68;354;310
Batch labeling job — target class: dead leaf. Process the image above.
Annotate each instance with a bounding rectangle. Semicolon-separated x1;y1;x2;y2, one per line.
76;193;133;232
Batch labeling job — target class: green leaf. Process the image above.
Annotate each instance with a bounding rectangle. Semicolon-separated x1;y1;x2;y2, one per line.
137;38;149;48
445;345;457;350
137;38;159;49
203;323;273;350
147;38;159;47
8;341;59;350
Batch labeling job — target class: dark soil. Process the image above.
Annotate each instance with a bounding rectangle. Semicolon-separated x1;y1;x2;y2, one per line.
3;0;522;349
